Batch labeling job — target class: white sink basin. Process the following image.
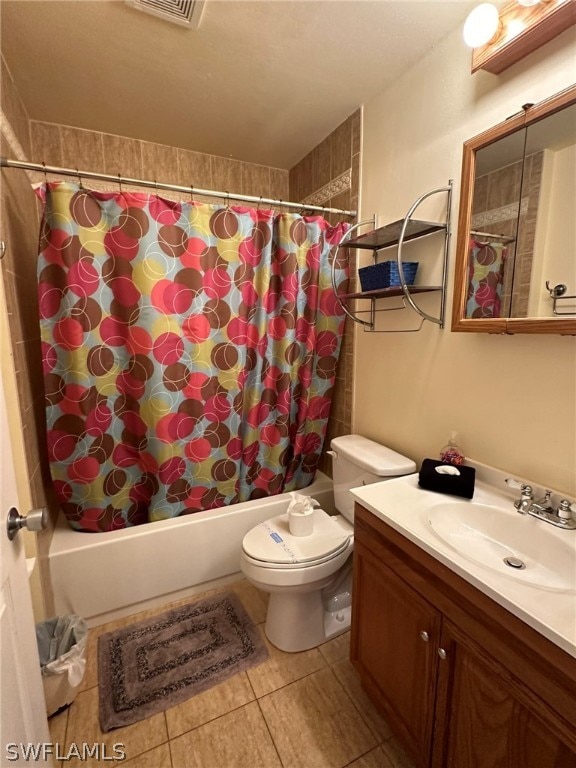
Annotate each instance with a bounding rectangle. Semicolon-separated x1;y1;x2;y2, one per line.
427;501;576;592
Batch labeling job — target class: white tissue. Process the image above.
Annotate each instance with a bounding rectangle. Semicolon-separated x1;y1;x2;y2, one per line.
435;465;461;476
287;492;320;515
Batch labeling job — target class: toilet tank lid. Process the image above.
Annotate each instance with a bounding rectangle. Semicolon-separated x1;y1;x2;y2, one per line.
330;435;416;476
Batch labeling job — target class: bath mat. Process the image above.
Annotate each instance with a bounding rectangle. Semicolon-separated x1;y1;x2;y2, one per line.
98;591;268;731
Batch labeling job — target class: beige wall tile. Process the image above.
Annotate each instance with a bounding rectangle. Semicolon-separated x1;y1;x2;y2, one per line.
170;701;281;768
141;141;179;186
65;687;168;767
352;109;362;158
176;148;212;189
241;163;270;198
1;55;31;157
30;120;64;166
212;156;243;198
270;168;289;201
288;163;302;202
259;667;378;768
246;627;326;697
313;135;332;192
102;134;143;180
332;115;352;179
60;126;104;174
166;671;254;739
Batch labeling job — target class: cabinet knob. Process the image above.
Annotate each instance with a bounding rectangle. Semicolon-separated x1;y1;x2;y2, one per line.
419;631;430;642
437;648;447;661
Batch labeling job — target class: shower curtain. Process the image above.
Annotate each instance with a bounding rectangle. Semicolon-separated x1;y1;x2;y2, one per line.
37;182;349;532
466;239;507;319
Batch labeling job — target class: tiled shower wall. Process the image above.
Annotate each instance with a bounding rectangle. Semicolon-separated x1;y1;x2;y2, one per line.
290;110;361;476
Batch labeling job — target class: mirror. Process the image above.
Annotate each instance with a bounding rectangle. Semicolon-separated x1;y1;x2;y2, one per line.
452;84;576;335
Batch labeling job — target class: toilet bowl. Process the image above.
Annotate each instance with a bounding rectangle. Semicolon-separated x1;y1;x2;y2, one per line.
240;435;416;652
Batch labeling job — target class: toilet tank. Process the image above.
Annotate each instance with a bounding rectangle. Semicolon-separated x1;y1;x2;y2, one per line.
329;435;416;523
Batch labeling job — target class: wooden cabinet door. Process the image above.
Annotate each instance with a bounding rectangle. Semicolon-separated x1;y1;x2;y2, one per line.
433;620;576;768
352;541;441;767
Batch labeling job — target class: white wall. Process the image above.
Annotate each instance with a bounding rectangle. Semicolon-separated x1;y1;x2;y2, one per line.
356;27;576;495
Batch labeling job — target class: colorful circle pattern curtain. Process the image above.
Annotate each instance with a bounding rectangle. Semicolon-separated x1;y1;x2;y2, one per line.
37;182;349;532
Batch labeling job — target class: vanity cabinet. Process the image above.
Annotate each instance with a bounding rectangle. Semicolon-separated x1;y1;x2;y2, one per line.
351;504;576;768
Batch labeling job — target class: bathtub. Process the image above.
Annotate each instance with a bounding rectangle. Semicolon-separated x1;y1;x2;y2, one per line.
47;472;335;627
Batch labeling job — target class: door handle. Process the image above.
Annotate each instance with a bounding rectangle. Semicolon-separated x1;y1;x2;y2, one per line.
6;507;47;541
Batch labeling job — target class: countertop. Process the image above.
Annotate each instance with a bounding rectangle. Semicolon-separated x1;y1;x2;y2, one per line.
350;464;576;658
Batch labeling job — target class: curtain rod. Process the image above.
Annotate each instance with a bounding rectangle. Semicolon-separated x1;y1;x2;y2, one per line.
0;156;356;217
470;229;516;243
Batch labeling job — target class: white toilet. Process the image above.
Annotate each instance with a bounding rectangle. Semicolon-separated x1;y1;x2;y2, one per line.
240;435;416;652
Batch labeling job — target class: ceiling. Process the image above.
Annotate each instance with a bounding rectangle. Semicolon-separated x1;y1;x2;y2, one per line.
0;0;476;169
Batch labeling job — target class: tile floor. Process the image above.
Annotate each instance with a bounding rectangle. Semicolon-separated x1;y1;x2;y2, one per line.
48;580;415;768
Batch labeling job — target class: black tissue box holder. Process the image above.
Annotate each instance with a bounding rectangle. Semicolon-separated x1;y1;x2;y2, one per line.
418;459;476;499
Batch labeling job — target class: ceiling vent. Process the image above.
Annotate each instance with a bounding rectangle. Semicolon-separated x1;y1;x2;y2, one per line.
126;0;206;29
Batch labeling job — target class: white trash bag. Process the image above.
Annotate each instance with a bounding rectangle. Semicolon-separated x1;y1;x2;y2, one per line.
36;614;88;716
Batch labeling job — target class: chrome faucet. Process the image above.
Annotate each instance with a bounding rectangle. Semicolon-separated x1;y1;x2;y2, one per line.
507;481;533;514
506;479;576;530
529;490;554;515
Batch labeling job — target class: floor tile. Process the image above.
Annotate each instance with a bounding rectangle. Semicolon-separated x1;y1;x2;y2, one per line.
231;580;268;625
259;667;378;768
246;627;327;697
381;738;416;768
123;743;172;768
346;747;391;768
332;658;393;743
165;671;255;739
170;700;281;768
64;686;168;767
48;706;68;745
319;630;350;665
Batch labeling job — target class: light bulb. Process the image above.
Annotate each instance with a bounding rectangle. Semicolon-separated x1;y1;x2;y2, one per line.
463;3;501;48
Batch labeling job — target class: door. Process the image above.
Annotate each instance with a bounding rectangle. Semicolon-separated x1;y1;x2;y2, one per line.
0;363;52;764
351;539;441;768
433;620;576;768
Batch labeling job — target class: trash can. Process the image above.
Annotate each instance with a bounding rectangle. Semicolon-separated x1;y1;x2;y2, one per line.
36;614;88;716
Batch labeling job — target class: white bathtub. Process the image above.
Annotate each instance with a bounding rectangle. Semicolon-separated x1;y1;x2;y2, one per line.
47;472;335;627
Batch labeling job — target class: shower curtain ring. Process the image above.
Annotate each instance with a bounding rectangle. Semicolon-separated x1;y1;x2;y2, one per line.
42;161;48;184
117;173;123;193
225;191;230;209
77;169;84;189
154;179;159;196
190;184;194;203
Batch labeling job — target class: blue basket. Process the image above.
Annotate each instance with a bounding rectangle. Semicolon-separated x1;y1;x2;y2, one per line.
358;261;419;292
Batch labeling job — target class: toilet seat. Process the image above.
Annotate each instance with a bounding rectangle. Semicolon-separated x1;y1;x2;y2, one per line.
242;510;352;569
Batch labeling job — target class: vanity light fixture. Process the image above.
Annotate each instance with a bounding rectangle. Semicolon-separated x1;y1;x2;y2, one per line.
463;0;576;73
463;3;501;47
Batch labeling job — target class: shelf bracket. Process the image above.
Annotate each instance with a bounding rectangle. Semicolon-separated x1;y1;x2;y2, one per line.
332;216;378;329
396;181;453;329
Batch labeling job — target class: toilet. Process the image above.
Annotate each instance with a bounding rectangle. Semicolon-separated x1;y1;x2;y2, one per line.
240;435;416;652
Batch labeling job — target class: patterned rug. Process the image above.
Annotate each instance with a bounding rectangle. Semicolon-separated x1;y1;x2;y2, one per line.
98;591;268;732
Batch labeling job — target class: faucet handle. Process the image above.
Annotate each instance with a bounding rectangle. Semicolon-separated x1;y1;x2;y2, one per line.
505;478;532;494
557;499;573;520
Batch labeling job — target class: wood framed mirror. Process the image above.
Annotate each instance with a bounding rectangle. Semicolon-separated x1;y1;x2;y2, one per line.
452;84;576;335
